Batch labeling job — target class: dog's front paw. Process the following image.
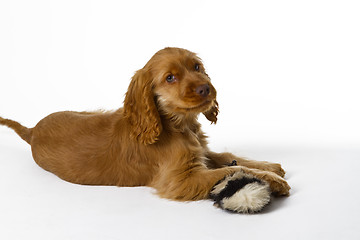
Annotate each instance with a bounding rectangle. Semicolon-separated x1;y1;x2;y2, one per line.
264;163;286;177
262;172;291;196
210;172;271;213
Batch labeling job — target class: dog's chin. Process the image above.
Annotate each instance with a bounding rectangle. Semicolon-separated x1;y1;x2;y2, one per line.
175;100;213;113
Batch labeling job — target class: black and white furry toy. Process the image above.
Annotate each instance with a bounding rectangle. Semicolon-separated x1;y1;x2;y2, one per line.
210;171;271;213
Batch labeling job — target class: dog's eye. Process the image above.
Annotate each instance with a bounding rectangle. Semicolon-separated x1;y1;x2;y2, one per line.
194;64;200;71
166;74;176;83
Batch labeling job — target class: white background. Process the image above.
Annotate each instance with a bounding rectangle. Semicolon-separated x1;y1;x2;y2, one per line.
0;1;359;239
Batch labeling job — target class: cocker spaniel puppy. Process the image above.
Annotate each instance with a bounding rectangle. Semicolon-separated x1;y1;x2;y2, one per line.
0;47;290;213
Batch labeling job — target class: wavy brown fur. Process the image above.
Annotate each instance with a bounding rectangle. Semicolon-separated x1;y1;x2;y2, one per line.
0;47;290;201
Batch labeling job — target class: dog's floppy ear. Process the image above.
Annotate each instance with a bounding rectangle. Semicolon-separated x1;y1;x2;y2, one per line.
201;71;218;124
203;100;219;124
124;69;162;144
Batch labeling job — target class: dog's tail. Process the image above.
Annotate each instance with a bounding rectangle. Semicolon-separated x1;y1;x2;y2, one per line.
0;117;32;144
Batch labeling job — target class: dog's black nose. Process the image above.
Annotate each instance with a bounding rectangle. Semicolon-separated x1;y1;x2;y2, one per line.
196;84;210;97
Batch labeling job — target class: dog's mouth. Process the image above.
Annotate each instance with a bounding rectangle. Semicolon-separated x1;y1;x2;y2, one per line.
176;99;213;113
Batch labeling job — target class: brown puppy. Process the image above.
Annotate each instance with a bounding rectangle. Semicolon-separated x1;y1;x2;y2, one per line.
0;47;290;213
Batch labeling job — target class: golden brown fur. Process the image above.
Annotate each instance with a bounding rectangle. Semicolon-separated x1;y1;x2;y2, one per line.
0;47;290;201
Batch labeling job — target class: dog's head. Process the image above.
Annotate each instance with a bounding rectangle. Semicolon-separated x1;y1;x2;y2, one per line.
124;47;218;144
